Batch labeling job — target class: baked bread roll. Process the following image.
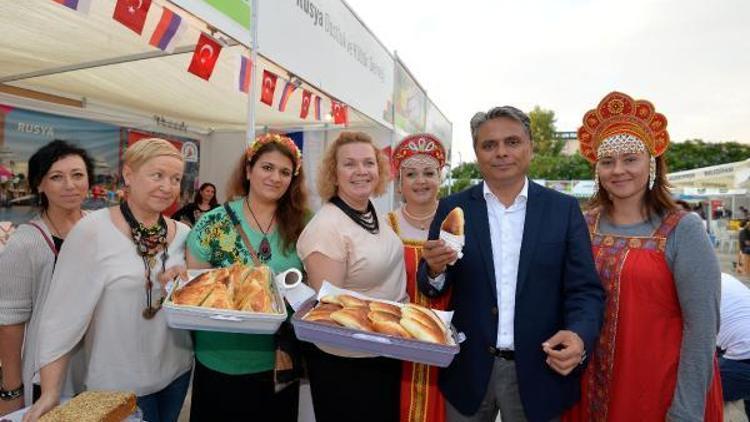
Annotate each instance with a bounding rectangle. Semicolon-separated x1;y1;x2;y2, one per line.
337;294;369;308
400;316;445;344
403;304;447;334
172;264;276;313
201;283;232;309
39;390;136;422
172;267;227;306
368;301;401;318
330;308;373;331
319;295;342;306
441;207;464;236
368;311;412;338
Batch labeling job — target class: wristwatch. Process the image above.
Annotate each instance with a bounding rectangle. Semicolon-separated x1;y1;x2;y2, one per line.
0;384;23;401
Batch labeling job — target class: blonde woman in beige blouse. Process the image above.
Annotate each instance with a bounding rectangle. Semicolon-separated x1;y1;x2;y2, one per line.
296;131;406;422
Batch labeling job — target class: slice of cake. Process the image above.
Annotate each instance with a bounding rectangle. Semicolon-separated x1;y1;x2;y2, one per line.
39;391;136;422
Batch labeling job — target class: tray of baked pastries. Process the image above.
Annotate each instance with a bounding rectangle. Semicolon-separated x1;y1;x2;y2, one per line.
163;263;287;334
292;282;460;367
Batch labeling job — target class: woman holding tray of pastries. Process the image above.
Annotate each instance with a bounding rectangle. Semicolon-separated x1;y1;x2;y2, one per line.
563;92;723;421
185;133;308;422
0;140;93;416
297;131;407;422
386;133;451;422
25;139;193;422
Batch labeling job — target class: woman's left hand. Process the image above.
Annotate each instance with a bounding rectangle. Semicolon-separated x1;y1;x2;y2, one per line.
157;265;188;287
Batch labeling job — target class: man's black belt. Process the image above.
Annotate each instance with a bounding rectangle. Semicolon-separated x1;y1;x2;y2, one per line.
489;347;514;360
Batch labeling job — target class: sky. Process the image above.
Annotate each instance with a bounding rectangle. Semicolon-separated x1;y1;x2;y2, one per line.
345;0;750;165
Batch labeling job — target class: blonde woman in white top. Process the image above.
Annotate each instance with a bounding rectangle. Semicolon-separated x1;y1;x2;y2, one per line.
25;139;193;422
0;140;92;416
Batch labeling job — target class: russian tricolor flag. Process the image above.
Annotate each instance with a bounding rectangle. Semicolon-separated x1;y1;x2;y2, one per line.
149;7;185;53
52;0;92;14
313;96;322;120
237;55;252;94
278;80;298;112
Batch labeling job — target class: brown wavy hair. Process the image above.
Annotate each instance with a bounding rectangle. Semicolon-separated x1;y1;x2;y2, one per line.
317;131;391;201
226;142;308;253
586;154;677;218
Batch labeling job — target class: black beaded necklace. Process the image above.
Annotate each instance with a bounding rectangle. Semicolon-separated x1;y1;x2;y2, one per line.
330;196;379;234
120;201;168;319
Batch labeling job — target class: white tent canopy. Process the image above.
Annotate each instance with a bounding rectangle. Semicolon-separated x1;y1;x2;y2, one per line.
668;158;750;189
0;0;377;135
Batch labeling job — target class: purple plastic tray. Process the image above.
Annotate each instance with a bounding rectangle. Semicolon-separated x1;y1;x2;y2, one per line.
291;299;460;367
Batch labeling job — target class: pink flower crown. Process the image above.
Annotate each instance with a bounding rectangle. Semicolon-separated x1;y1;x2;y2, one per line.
246;133;303;176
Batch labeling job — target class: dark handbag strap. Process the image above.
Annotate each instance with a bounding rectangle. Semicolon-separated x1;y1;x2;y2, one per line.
223;203;262;267
27;222;57;257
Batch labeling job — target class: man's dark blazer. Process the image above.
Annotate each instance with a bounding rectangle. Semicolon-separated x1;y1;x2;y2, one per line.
418;181;605;421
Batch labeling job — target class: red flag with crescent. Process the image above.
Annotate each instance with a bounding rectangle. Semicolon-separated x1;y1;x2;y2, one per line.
332;101;349;125
188;33;222;80
299;89;312;118
113;0;152;34
260;70;278;106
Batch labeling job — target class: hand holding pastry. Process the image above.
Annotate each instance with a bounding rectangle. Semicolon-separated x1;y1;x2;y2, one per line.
438;207;465;265
422;239;458;277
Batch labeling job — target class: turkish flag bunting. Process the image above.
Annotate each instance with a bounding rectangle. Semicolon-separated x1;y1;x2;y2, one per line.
113;0;152;35
300;90;313;118
260;70;278;106
188;33;222;80
332;101;348;125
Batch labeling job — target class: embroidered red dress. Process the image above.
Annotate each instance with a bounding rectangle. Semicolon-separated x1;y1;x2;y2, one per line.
564;210;723;422
387;211;451;422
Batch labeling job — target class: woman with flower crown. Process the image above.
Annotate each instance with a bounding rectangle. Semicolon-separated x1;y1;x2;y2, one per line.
386;133;451;422
25;139;193;422
185;133;308;422
563;92;723;422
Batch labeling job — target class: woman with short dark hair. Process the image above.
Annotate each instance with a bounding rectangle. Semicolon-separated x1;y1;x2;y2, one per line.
0;140;92;416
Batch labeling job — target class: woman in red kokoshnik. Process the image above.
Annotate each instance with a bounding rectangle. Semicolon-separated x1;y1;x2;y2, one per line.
564;92;723;422
387;133;451;422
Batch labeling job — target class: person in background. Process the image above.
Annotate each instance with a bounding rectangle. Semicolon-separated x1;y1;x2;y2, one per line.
172;182;218;227
717;272;750;420
0;140;93;415
419;106;605;422
386;133;451;422
297;131;407;422
186;133;308;422
24;138;193;422
565;91;723;421
738;221;750;275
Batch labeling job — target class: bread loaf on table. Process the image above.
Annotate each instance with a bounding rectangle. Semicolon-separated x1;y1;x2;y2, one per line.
39;391;136;422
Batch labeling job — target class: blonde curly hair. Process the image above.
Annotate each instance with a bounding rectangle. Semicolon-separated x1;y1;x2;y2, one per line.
317;131;391;201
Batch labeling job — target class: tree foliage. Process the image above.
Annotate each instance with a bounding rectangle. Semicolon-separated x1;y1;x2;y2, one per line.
529;106;564;156
666;139;750;172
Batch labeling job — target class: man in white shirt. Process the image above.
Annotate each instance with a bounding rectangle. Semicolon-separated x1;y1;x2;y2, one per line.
419;106;605;422
717;273;750;419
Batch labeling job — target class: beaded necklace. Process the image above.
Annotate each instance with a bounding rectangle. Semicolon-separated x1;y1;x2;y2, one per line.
120;201;168;319
330;196;379;234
